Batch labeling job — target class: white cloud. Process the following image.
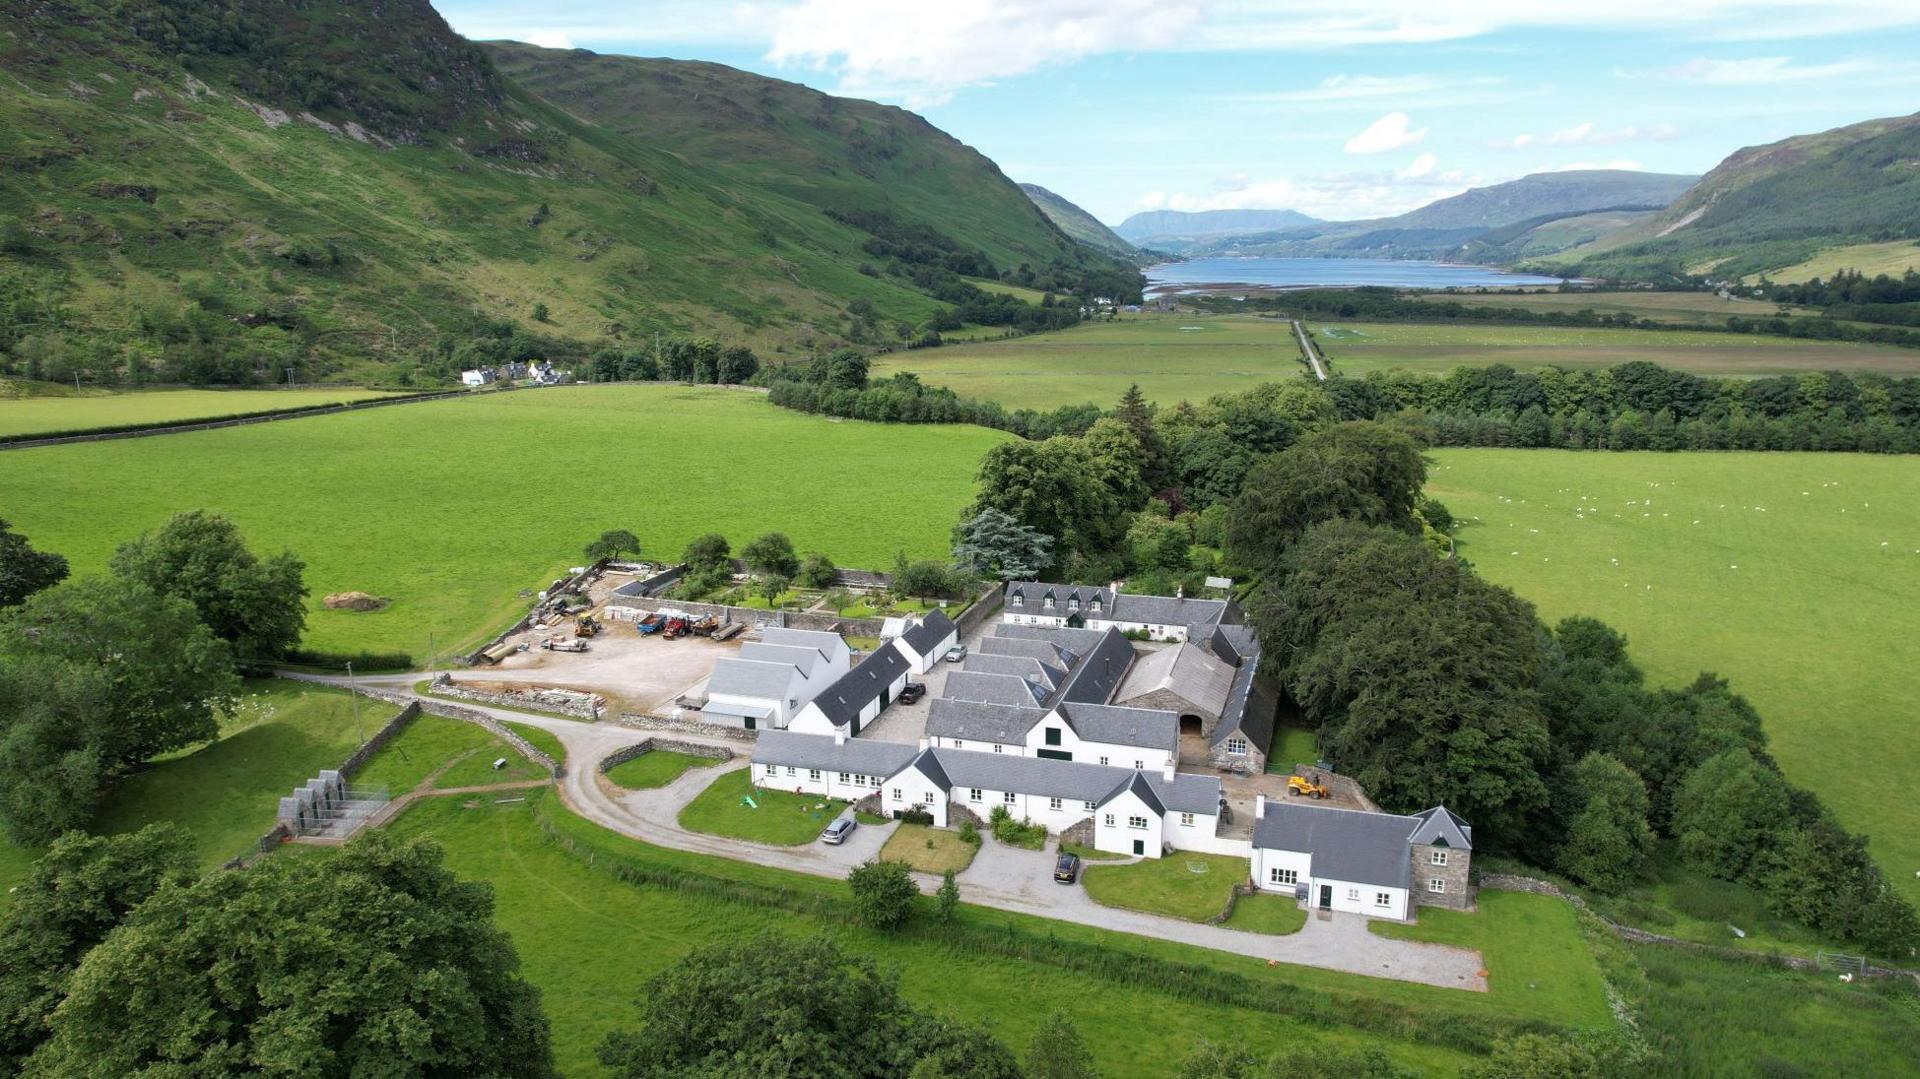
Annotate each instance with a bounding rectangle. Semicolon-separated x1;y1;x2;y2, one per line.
524;29;576;49
1344;112;1428;154
1133;165;1482;221
1491;122;1679;150
1651;56;1877;83
764;0;1200;107
1397;152;1438;179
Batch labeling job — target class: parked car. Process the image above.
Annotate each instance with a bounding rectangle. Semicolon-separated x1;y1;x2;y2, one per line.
944;644;968;663
822;818;857;845
1053;852;1081;884
897;682;926;704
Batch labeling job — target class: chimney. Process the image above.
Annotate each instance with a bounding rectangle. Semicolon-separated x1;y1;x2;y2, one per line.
1162;757;1176;782
1255;793;1267;819
833;724;847;746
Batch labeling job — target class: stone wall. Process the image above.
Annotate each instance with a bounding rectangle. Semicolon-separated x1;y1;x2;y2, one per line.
949;803;988;831
614;710;758;742
952;585;1004;640
340;702;424;778
430;677;600;719
1290;765;1380;812
597;738;734;774
1207;739;1268;776
1058;816;1094;848
466;563;602;664
625;598;888;639
328;684;563;777
1410;842;1473;910
0;389;463;451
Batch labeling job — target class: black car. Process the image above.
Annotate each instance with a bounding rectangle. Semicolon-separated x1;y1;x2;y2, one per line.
1053;852;1081;884
897;682;927;704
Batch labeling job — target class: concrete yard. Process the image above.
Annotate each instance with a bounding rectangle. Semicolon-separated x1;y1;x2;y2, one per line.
457;622;743;715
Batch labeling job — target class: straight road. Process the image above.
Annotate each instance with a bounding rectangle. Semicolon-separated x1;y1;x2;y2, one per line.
1292;319;1329;380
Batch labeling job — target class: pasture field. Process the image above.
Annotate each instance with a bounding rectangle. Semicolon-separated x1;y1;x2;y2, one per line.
1315;321;1920;377
964;276;1052;304
1428;289;1815;327
1429;449;1920;902
1748;239;1920;285
1372;891;1610;1025
0;385;1006;658
0;386;408;437
874;312;1304;408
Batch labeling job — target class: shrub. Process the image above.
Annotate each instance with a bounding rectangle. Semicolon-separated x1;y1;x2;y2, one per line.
284;647;413;671
988;806;1047;849
958;820;980;846
935;870;959;924
898;807;934;827
847;859;917;931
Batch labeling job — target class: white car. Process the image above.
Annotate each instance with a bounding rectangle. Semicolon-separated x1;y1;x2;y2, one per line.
821;818;858;845
944;644;968;662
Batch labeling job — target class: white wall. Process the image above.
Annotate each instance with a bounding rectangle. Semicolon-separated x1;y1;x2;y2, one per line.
785;707;836;736
1166;812;1244;857
932;735;1021;756
1093;788;1164;858
754;761;887;804
1023;715;1173;772
956;786;1097;834
1086;619;1187;642
1002;611;1066;628
885;770;948;826
893;630;956;675
1252;847;1410;920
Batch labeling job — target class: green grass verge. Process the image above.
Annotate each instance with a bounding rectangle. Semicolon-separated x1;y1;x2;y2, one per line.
502;723;567;768
1080;852;1250;922
1223;892;1308;936
0;387;408;437
1430;449;1920;903
1372;891;1611;1025
602;751;715;790
0;385;1008;657
351;714;551;793
678;769;845;846
1061;842;1126;862
879;824;978;874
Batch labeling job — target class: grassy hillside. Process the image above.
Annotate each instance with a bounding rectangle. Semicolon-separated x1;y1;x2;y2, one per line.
1430;449;1920;904
0;384;1008;657
0;2;1131;387
1019;183;1136;256
1561;112;1920;281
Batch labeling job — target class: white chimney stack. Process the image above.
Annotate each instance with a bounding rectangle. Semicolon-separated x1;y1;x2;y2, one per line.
1255;793;1267;819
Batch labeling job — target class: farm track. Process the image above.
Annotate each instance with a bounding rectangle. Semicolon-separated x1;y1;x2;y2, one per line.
1292;319;1329;380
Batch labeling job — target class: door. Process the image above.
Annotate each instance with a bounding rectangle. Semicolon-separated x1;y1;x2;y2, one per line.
744;715;756;732
1318;884;1332;910
1132;839;1144;856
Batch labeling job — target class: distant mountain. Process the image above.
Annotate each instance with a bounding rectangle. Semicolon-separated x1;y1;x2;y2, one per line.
1115;208;1322;245
1554;112;1920;281
1384;170;1697;230
1020;184;1137;257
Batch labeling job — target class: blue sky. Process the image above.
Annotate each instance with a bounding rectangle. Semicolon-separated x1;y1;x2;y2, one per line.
436;1;1920;225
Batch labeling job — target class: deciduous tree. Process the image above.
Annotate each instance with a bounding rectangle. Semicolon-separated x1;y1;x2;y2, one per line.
1226;422;1426;573
1024;1011;1098;1079
583;528;641;564
1555;753;1654;892
0;520;67;609
109;510;307;670
681;532;731;572
848;858;918;931
741;532;800;578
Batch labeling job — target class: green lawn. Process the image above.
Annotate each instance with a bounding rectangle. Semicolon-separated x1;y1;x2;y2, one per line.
0;386;409;437
678;769;845;846
1223;892;1308;936
1372;890;1611;1026
382;792;1488;1076
873;312;1304;408
1316;320;1919;377
879;824;978;874
603;750;716;790
1267;726;1319;771
355;714;559;794
1061;842;1126;862
1430;449;1920;902
1080;852;1250;922
0;385;1007;657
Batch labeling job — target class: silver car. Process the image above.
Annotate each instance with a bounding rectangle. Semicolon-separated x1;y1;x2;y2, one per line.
821;817;857;845
944;644;968;662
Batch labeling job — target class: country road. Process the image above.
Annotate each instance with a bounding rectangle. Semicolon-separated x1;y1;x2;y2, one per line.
1291;319;1328;380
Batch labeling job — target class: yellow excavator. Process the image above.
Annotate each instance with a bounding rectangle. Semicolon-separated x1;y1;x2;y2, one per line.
1287;774;1329;800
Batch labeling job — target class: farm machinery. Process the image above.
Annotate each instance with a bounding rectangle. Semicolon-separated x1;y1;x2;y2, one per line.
1286;774;1330;799
575;615;602;638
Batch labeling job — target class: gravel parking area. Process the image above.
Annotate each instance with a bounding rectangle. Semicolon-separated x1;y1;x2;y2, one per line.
457;623;741;714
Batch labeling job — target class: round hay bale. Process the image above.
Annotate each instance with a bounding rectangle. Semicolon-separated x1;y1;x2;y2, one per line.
323;591;388;612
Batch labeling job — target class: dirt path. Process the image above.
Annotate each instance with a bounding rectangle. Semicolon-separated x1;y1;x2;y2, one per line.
1291;319;1329;380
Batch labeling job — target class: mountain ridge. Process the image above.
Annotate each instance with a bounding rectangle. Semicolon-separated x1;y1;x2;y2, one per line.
1115;207;1322;244
1019;183;1137;257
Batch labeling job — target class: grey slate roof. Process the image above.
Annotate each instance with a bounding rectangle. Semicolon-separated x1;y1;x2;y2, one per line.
961;653;1066;692
1253;802;1429;891
1107;591;1230;629
1409;806;1474;850
752;731;917;775
706;658;801;701
942;671;1048;707
1055;703;1179;753
993;624;1109;653
1145;771;1225;815
1003;581;1114;618
1206;625;1276;751
930;750;1141;805
925;698;1044;744
1050;627;1137;706
977;635;1078;666
1113;642;1234;718
899;609;957;656
737;643;826;678
805;645;912;727
759;627;847;655
1101;771;1164;815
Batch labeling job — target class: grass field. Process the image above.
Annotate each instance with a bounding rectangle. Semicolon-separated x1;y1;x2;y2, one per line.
603;750;716;790
1429;449;1920;903
1315;321;1920;377
0;386;409;437
1372;891;1611;1024
383;794;1489;1076
874;313;1305;408
878;823;979;874
1747;240;1920;285
352;714;552;793
1222;893;1308;935
0;384;1006;657
679;769;846;845
1080;852;1250;922
1268;726;1319;772
1429;290;1815;327
965;277;1051;304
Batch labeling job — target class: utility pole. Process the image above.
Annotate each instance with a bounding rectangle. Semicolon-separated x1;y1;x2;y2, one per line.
346;661;362;743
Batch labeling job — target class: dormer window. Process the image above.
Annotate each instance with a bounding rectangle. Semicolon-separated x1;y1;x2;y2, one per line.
1090;598;1102;613
1011;594;1023;608
1043;596;1054;611
1068;597;1080;612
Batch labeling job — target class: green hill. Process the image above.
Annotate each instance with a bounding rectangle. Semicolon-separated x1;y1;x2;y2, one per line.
1554;112;1920;281
1019;183;1136;257
0;1;1134;386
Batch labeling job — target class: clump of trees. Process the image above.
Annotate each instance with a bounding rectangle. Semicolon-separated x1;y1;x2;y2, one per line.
110;509;308;671
0;520;67;608
768;357;1101;439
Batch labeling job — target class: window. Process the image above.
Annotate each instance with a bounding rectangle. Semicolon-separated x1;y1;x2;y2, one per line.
785;766;797;777
1428;878;1447;894
1269;868;1298;886
838;772;851;784
892;788;903;801
1003;791;1017;805
1090;598;1102;613
1375;892;1392;908
1044;727;1062;746
1104;814;1115;827
1098;756;1110;766
1347;888;1360;902
922;792;936;805
993;743;1004;754
1179;812;1195;826
1128;815;1148;830
1049;797;1063;811
1043;596;1054;610
1012;594;1023;608
1068;597;1080;611
1430;850;1449;866
953;739;963;750
1083;801;1097;811
1133;760;1144;769
969;788;983;803
1226;738;1248;755
808;769;821;781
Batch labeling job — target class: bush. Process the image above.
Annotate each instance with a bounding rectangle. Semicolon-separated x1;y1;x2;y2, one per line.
898;807;934;827
935;870;959;924
847;859;917;931
958;820;980;846
987;805;1047;849
283;647;413;671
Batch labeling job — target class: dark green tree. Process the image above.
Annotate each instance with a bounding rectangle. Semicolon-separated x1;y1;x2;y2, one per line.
1226;421;1426;573
1024;1011;1098;1079
969;436;1124;557
951;508;1054;580
935;870;960;924
892;554;953;599
1673;747;1790;879
1305;1046;1419;1079
756;573;791;607
30;832;555;1076
741;532;801;578
598;933;1015;1078
1555;752;1654;893
1178;1040;1258;1079
848;859;918;931
583;528;642;564
109;510;308;670
681;532;731;572
0;825;197;1068
796;552;840;590
0;520;68;608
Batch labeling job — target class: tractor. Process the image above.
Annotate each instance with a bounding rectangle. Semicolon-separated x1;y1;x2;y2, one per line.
1286;774;1330;800
575;614;602;638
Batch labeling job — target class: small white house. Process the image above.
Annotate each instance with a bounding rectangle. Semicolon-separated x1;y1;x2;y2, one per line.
1001;582;1235;643
461;368;495;386
1250;799;1474;921
788;645;912;738
891;609;959;674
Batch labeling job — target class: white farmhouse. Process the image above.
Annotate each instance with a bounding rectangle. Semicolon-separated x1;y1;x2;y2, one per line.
787;644;913;738
889;609;959;674
1251;799;1474;920
1000;581;1238;642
